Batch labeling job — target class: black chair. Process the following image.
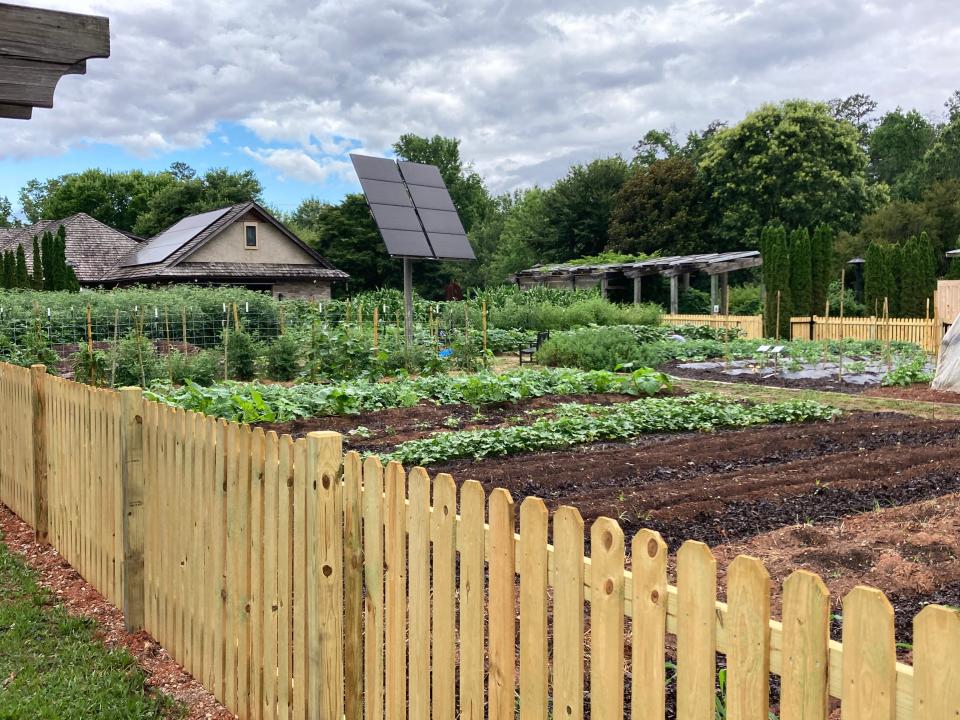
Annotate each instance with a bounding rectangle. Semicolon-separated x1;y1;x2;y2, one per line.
519;331;550;365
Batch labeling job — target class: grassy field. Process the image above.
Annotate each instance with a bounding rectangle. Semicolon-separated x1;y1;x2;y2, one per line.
0;535;180;720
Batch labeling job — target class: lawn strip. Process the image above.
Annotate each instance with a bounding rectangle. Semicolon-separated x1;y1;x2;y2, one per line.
0;505;232;720
677;376;960;419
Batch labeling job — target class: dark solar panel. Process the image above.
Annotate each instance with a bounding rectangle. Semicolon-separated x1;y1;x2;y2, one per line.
380;229;434;258
359;178;412;207
406;184;456;212
369;203;424;232
350;153;403;182
418;208;466;235
398;161;445;188
123;206;231;266
352;154;477;261
428;232;476;260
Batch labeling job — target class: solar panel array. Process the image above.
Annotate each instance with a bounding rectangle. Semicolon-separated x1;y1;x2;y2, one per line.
350;154;475;261
123;206;232;267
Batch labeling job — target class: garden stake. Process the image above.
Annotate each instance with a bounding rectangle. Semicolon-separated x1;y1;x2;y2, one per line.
181;307;188;354
482;300;488;356
822;299;830;364
775;290;781;341
136;306;146;388
110;308;119;387
373;306;379;350
838;269;845;382
223;308;230;382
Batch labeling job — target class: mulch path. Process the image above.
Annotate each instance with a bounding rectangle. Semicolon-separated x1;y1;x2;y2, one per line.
0;504;234;720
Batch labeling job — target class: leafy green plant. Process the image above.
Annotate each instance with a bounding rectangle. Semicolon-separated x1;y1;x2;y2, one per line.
111;331;162;387
223;327;259;381
882;355;933;386
71;345;108;385
266;331;301;381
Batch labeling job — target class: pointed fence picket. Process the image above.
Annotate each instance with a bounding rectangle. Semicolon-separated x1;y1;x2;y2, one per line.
0;360;953;720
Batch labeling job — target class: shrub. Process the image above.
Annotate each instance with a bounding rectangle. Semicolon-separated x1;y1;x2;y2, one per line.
168;349;220;386
727;284;762;315
535;327;671;371
678;287;710;314
112;332;162;387
71;346;108;385
223;328;259;381
266;332;302;381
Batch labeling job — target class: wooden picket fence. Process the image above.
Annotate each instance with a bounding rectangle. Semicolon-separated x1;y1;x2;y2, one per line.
662;313;765;339
1;359;960;719
666;313;943;352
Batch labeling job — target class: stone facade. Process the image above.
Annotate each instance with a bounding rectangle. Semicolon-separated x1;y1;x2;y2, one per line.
272;280;333;301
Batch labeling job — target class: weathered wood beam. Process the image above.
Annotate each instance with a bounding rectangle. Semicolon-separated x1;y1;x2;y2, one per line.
633;276;642;305
0;4;109;64
0;101;30;118
670;275;679;314
703;257;763;275
0;56;82;107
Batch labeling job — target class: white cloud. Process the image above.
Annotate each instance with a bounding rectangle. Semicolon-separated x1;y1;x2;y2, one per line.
5;0;960;195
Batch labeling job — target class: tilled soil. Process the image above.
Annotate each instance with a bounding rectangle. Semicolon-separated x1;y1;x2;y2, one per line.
257;392;641;450
713;492;960;650
429;413;960;549
665;359;870;393
863;384;960;404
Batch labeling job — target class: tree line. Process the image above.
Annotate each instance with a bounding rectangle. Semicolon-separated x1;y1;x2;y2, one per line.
4;91;960;298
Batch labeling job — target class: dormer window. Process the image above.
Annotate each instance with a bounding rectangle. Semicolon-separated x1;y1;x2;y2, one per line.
244;222;258;249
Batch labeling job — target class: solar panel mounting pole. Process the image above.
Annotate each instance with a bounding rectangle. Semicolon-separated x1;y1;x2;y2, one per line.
403;257;414;348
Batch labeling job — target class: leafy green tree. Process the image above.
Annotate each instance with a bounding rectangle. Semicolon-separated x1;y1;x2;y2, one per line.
699;100;872;248
608;157;711;256
14;245;29;288
760;224;792;337
1;251;13;289
486;187;551;283
867;109;935;198
30;235;43;289
18;164;262;237
392;134;492;233
631;129;681;167
533;156;630;262
789;228;813;316
829;93;878;144
811;225;834;314
864;241;898;316
0;196;17;228
40;231;55;289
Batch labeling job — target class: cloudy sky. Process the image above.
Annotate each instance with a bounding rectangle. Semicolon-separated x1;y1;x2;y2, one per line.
3;0;959;215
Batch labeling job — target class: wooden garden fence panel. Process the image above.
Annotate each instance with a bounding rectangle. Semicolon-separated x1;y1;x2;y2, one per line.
666;313;942;352
2;359;957;720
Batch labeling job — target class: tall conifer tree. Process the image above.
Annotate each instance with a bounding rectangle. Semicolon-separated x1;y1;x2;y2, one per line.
15;245;29;288
31;235;43;289
789;227;813;316
811;224;833;315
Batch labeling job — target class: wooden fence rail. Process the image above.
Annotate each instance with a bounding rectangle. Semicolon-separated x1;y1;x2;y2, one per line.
1;360;958;719
664;313;944;352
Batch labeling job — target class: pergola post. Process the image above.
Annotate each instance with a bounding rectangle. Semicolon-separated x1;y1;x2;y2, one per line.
600;276;609;299
710;275;719;314
681;273;690;291
670;275;679;315
720;273;729;314
633;276;642;305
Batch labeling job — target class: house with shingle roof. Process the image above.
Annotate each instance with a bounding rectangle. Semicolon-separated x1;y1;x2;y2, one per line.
0;213;140;283
3;202;348;299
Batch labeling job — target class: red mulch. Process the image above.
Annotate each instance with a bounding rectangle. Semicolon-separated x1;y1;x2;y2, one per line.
0;504;234;720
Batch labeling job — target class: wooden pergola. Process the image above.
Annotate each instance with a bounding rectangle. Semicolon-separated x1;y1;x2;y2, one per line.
0;2;110;119
509;250;762;313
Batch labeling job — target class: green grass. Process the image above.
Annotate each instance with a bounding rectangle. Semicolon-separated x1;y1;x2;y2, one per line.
0;535;181;720
676;377;960;420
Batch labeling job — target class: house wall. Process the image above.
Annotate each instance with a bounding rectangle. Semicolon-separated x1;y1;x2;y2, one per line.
187;213;316;264
272;280;332;301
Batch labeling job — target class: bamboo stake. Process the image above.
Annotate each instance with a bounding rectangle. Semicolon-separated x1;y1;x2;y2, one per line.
181;306;188;354
884;297;892;371
775;290;781;341
233;302;241;332
373;306;379;350
279;303;286;335
481;300;488;356
86;305;93;354
838;270;845;382
822;300;830;364
223;308;230;382
85;305;95;385
136;307;146;388
164;306;172;381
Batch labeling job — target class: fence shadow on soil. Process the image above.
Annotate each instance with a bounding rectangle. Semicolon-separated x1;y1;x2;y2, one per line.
0;360;957;720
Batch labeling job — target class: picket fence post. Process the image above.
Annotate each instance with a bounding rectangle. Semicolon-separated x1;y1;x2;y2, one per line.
120;386;146;632
30;364;48;546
